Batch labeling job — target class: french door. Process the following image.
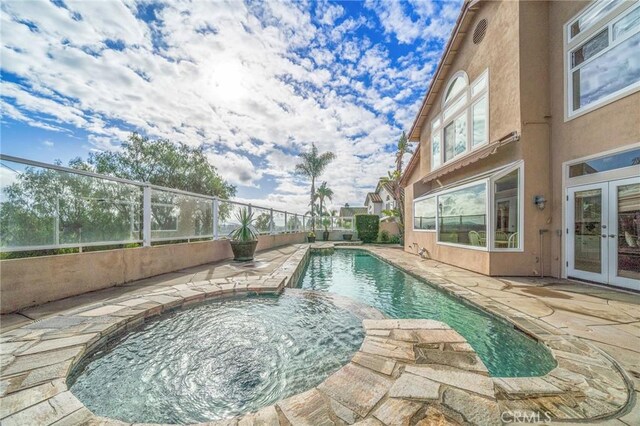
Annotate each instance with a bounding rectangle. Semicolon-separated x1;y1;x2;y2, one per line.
567;177;640;290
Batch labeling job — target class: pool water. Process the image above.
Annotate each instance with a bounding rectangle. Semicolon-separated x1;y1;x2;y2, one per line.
298;250;556;377
69;291;366;424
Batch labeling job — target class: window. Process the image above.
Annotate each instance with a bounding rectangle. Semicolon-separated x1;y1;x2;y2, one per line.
566;2;640;117
493;168;520;249
414;197;436;230
430;69;488;169
437;183;487;247
569;147;640;177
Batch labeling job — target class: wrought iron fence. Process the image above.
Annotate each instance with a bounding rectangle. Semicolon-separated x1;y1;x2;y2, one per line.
0;154;313;252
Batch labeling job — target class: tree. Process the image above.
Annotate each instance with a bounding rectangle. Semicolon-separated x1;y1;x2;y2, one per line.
254;212;273;234
381;132;412;237
294;143;336;231
315;181;334;223
1;133;235;257
72;133;235;198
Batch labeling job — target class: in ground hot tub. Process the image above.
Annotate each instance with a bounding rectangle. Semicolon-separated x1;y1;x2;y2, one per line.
68;290;380;424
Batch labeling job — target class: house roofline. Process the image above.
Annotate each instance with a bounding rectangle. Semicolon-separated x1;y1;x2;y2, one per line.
407;0;482;142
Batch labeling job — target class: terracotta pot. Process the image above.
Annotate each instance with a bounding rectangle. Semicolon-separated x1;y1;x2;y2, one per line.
323;231;330;241
308;236;316;243
230;240;258;261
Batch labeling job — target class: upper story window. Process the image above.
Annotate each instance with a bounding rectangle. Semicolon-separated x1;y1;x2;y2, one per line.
431;69;489;170
566;1;640;119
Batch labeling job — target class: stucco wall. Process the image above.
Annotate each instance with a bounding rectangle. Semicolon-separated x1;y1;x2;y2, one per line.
417;0;522;175
0;233;306;314
547;0;640;278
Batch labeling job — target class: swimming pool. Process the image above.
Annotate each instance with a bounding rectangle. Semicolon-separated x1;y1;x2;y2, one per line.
68;290;369;424
297;249;556;377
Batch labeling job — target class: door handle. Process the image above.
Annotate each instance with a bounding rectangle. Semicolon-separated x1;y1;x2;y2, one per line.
609;234;616;238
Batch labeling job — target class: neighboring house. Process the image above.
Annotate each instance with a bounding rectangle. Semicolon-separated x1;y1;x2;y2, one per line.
401;0;640;291
339;204;368;218
364;179;396;216
365;192;383;215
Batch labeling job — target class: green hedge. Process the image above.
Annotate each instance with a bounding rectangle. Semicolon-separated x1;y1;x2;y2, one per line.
355;214;380;243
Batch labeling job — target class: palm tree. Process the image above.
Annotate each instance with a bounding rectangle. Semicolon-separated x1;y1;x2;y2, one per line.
315;181;334;219
295;143;336;231
382;132;412;236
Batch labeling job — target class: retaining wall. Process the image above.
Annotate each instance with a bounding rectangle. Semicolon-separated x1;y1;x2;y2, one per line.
0;232;306;314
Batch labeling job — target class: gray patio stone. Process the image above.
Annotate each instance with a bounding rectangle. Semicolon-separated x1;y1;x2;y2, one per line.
277;388;334;426
351;352;396;376
442;388;500;425
330;398;359;424
406;365;495;399
1;391;83;426
388;372;440;400
2;346;82;376
18;333;98;355
414;329;466;344
0;379;66;418
494;377;563;396
360;337;415;362
372;397;422;425
318;363;392;417
237;405;279;426
78;305;127;317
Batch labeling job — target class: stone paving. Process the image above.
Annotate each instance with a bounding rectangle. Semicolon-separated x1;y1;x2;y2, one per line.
0;243;639;425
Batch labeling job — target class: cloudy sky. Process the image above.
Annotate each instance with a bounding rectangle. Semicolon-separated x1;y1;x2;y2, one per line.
1;0;461;214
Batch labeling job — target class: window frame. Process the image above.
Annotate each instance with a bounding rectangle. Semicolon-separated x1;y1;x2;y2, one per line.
412;195;437;232
490;162;524;252
411;161;524;252
435;179;490;251
431;69;489;171
564;1;640;120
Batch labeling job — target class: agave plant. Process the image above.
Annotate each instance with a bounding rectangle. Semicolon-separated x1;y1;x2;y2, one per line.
229;208;258;242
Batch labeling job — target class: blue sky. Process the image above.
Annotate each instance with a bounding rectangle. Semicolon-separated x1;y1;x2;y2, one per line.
1;0;461;212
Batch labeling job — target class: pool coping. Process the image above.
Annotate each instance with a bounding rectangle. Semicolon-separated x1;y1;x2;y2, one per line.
0;243;635;425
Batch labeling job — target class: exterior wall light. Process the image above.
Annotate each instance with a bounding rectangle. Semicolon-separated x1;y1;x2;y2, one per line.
534;195;546;210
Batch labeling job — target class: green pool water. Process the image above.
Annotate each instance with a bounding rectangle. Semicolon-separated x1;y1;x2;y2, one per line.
297;249;556;377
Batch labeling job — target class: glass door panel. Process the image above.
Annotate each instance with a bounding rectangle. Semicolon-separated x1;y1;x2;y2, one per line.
609;178;640;290
567;183;608;283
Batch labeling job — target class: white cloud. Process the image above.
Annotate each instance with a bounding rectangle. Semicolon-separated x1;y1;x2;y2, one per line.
42;140;54;147
1;0;460;214
207;151;264;188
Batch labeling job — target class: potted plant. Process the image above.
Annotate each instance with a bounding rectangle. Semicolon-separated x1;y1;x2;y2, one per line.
342;233;353;241
307;231;316;243
229;208;259;261
322;217;330;241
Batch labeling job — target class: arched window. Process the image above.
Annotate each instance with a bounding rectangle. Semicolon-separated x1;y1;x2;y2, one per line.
443;72;468;107
431;69;489;169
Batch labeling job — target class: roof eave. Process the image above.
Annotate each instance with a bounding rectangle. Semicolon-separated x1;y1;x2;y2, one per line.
407;0;482;142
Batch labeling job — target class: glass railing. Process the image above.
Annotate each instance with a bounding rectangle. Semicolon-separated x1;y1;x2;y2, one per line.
0;155;312;252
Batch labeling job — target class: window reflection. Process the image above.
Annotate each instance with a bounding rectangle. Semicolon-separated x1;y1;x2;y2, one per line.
493;170;519;249
437;183;487;247
572;32;640;111
414;197;436;230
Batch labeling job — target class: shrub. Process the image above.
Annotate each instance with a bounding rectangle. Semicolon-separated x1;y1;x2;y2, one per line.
355;214;380;243
389;234;401;244
378;230;390;243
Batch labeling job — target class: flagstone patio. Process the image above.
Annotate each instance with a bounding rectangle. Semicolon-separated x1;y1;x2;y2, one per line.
0;243;638;425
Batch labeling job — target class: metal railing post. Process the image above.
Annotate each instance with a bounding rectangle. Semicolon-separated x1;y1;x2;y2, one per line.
270;209;274;235
213;199;219;239
143;186;151;247
284;212;288;233
248;204;252;216
54;197;60;246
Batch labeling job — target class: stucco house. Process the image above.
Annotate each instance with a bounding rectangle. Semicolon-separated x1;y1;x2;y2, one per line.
401;0;639;291
339;204;367;218
364;180;396;216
